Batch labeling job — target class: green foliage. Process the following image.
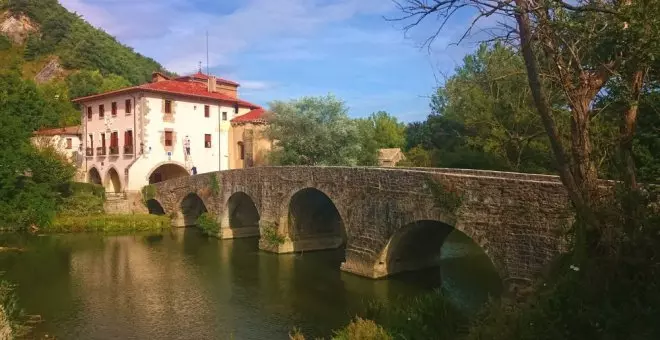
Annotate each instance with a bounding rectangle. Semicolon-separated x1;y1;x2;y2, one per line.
141;185;156;206
0;277;30;338
209;174;221;197
265;95;363;166
66;70;130;101
261;221;285;246
0;34;11;51
397;145;432;167
197;212;220;236
58;181;105;200
59;192;104;217
47;214;170;233
0;70;76;230
355;111;406;166
365;290;467;340
333;318;392;340
2;0;166;85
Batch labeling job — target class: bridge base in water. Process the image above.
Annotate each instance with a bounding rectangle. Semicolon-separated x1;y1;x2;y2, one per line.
260;236;344;254
219;226;260;239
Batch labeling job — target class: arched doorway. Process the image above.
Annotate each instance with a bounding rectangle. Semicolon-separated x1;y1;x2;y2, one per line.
180;193;207;226
146;199;165;215
88;168;102;185
288;188;345;248
104;168;122;193
148;163;189;184
227;192;260;229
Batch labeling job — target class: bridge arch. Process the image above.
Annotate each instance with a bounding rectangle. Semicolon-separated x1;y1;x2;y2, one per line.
227;192;260;229
88;167;102;185
146;199;166;215
284;187;346;251
179;193;209;226
374;219;500;280
104;167;122;193
147;162;189;184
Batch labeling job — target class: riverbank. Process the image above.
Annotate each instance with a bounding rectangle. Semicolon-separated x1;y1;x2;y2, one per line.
44;214;170;233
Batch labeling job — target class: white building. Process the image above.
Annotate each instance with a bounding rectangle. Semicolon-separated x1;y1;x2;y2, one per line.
72;72;265;193
32;126;85;180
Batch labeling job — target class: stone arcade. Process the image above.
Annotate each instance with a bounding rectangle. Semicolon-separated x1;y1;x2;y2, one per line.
147;166;573;284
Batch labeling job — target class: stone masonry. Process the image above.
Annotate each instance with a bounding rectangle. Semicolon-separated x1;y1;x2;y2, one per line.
149;166;574;283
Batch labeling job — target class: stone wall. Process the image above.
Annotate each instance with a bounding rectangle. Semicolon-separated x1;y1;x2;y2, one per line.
150;166;574;283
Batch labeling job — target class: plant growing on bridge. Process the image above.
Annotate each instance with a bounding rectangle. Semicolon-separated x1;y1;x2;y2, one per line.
261;221;285;247
426;178;463;215
197;212;220;236
141;185;156;206
209;174;221;197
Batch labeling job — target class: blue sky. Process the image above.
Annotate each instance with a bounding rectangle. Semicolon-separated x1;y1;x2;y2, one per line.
60;0;483;122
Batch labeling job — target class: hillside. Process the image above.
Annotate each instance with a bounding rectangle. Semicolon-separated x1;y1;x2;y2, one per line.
0;0;170;127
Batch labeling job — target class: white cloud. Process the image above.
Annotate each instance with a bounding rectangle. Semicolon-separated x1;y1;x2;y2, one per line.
240;80;274;91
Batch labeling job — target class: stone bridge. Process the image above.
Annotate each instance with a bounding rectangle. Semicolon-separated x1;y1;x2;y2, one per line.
147;166;573;283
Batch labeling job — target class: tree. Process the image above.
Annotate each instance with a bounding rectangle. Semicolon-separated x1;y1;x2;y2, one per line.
65;70;103;99
265;95;363;166
355;111;406;165
434;43;557;172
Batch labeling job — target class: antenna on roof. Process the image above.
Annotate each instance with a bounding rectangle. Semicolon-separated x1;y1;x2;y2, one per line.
206;30;210;75
198;61;202;73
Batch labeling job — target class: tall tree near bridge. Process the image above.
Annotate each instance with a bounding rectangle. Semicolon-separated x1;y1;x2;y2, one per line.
265;95;364;166
393;0;659;236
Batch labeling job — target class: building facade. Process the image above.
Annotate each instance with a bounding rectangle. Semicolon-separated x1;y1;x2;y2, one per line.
72;72;269;193
32;126;85;180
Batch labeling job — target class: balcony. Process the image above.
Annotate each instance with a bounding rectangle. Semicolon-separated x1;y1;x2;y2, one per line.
109;146;119;155
123;145;134;154
86;147;94;156
96;147;106;156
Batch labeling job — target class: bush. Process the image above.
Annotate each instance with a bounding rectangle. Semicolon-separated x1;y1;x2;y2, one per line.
60;181;105;199
46;214;170;233
197;212;220;236
59;191;104;217
0;278;29;338
333;318;392;340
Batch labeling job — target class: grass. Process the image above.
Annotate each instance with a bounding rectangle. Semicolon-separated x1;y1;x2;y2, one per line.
45;214;170;233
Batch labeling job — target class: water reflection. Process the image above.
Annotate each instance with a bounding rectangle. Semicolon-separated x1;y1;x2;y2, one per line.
0;229;500;339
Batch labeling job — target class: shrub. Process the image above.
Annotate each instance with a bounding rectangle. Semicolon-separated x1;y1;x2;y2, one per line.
46;214;170;233
141;185;156;206
333;318;392;340
59;191;104;217
261;222;285;246
0;278;29;338
197;212;220;236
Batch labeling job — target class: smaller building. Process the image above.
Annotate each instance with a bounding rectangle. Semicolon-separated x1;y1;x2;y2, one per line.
230;108;271;168
32;126;85;179
378;148;405;167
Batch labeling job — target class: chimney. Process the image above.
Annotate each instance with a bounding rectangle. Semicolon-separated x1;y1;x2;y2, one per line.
152;72;168;83
208;75;217;92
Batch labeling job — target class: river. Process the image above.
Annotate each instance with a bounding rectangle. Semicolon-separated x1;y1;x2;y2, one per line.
0;228;501;339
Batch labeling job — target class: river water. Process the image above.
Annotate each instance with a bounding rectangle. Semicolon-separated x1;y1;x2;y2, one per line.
0;229;501;339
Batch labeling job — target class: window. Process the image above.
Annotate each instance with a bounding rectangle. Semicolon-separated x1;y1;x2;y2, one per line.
222;112;227;121
204;105;210;118
164;131;173;146
125;99;132;114
87;107;92;120
99;105;105;118
66;138;72;149
100;133;106;148
238;142;245;160
204;134;212;148
111;102;117;116
124;130;133;147
89;134;94;148
164;100;172;114
110;132;119;147
234;103;239;114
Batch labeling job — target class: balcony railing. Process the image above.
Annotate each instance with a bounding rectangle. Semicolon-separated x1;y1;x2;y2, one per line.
109;146;119;155
96;147;106;156
86;147;94;156
123;145;134;154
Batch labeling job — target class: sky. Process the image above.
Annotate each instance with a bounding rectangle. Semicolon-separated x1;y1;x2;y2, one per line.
59;0;484;122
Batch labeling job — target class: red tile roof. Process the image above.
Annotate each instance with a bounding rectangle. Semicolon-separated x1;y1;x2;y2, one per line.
231;108;268;124
33;126;81;136
72;73;256;108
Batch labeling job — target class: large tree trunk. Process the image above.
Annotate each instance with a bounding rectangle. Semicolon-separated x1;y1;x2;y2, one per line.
514;0;600;228
571;97;599;205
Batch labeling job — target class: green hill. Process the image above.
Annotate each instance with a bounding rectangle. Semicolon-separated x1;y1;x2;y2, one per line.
0;0;171;127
